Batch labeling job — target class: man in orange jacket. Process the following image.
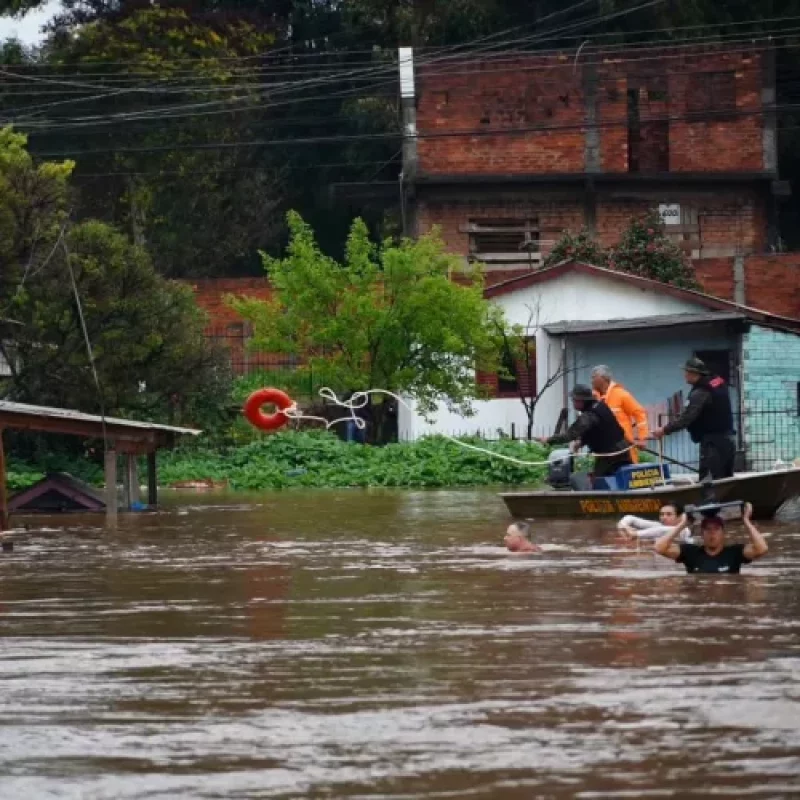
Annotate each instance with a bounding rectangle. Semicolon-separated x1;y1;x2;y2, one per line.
590;365;650;463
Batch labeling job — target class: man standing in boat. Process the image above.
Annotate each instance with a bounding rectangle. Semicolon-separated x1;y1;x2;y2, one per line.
590;365;649;463
652;357;736;480
539;385;633;483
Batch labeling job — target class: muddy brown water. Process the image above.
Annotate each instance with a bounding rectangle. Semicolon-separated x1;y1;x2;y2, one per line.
1;488;799;799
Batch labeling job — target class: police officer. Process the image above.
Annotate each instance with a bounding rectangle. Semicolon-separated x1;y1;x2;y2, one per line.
653;357;735;480
540;384;633;480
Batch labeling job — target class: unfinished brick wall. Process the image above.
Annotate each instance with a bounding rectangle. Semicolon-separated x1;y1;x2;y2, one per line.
744;255;800;318
595;192;766;255
416;194;585;266
415;45;769;176
416;55;587;176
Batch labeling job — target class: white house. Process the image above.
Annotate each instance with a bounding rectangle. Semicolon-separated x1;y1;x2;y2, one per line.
399;261;800;470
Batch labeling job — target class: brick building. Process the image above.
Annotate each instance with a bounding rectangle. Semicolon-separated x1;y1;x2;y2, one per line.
401;43;790;288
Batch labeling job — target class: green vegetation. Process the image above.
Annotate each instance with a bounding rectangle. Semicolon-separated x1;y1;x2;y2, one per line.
156;431;548;490
0;128;228;424
7;431;548;492
233;212;503;440
546;212;699;289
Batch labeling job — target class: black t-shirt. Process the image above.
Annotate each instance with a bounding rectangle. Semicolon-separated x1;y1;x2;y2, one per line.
677;543;752;574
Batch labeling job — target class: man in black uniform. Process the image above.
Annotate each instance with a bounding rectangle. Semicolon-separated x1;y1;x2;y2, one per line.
541;384;633;481
653;357;736;480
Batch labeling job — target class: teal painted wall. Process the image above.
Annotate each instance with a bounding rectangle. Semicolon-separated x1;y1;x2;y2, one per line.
742;325;800;467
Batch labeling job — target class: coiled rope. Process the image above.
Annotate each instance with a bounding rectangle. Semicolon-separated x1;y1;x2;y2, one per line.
283;387;636;468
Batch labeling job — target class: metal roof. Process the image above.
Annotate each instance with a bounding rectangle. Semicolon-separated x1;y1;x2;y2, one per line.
0;400;201;437
543;311;748;336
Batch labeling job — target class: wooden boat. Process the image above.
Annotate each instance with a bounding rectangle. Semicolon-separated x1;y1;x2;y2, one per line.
500;467;800;520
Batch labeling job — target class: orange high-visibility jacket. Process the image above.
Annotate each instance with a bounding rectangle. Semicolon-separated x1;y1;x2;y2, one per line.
594;382;650;463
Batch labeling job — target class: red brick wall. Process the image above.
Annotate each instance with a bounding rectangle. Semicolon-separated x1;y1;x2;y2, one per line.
190;278;272;327
744;255;800;318
417;56;586;176
595;192;766;254
187;278;285;375
416;46;767;176
417;195;584;264
667;50;764;173
694;258;736;301
693;254;800;318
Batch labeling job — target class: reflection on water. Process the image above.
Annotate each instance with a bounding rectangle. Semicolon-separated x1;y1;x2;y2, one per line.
1;489;799;799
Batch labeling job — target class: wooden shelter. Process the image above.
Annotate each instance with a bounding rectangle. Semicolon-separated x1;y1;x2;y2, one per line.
0;401;201;530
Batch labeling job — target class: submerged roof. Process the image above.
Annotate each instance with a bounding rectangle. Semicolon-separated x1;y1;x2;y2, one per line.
544;311;747;336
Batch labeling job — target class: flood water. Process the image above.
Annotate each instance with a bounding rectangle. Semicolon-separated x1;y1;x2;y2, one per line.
1;489;799;799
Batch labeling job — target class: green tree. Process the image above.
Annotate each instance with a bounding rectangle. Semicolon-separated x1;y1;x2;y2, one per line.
543;228;607;268
545;212;698;288
608;210;699;289
232;211;503;440
8;220;228;422
0;126;73;316
0;125;227;424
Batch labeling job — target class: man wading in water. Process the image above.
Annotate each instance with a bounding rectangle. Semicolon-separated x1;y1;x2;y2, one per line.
654;503;768;573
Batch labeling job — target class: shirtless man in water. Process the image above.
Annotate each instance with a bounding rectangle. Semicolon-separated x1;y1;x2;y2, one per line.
504;521;542;554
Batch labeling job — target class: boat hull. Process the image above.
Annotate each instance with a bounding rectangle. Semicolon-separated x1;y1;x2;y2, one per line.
500;468;800;520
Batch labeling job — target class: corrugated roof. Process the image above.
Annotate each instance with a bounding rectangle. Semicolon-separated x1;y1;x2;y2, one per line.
0;401;201;436
544;311;747;336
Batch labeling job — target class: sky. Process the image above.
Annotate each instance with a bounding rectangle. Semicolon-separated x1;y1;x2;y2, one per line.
0;0;60;45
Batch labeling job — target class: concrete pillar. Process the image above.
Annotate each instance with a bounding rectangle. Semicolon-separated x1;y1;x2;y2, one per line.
0;428;8;532
147;451;158;508
104;448;118;523
126;453;139;507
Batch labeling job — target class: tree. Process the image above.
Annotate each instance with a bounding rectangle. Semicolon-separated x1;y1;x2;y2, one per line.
0;126;73;317
608;210;699;289
546;211;699;289
7;220;229;422
0;126;227;424
232;211;503;440
543;227;607;268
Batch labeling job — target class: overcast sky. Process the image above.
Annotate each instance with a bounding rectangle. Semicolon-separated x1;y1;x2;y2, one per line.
0;0;60;45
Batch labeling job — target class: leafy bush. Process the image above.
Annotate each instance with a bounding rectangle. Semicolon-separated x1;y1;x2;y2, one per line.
157;430;549;490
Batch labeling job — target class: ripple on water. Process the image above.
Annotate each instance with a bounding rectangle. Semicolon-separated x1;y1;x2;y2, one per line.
0;489;799;798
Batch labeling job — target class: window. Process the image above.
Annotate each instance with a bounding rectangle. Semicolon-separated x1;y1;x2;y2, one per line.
498;347;520;395
686;71;736;117
466;219;540;266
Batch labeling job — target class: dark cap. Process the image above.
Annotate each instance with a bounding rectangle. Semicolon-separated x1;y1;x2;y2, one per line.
571;384;594;401
683;357;710;375
700;515;725;531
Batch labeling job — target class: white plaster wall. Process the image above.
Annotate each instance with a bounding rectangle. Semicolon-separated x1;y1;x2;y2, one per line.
399;270;711;439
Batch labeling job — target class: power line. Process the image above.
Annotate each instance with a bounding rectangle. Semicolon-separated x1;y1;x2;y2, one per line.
7;41;794;135
30;100;797;159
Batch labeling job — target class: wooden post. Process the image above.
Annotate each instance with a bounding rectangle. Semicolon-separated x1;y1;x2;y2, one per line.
0;427;9;532
104;447;118;522
126;453;139;507
147;451;158;508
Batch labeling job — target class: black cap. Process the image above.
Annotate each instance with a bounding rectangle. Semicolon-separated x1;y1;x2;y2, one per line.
571;384;594;401
683;357;709;375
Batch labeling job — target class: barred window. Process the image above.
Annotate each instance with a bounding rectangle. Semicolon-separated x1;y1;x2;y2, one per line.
466;219;540;264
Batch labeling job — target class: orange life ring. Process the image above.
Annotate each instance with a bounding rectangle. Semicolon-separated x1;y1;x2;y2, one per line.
243;387;294;432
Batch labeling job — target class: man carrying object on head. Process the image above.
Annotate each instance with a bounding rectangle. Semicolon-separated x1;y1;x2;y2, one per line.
654;503;768;573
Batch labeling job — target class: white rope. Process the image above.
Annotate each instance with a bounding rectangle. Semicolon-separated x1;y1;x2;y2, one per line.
282;387;636;468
